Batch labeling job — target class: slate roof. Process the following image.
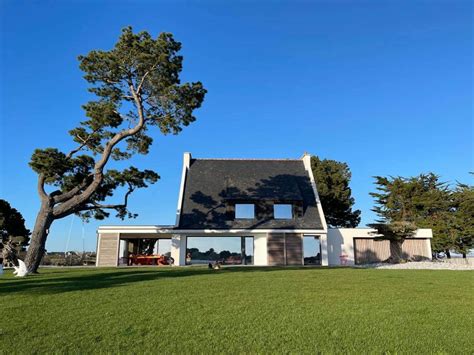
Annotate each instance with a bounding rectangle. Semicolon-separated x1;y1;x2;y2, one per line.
178;159;324;230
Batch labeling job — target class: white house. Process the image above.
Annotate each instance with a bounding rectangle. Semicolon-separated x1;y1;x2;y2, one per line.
96;153;432;267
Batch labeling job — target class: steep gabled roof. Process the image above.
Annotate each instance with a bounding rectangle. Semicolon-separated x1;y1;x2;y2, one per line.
177;158;324;230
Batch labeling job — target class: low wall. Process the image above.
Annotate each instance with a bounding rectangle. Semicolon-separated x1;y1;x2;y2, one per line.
441;258;473;265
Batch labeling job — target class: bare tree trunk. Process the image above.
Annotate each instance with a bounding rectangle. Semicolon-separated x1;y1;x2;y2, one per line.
389;240;404;263
445;249;451;259
24;203;54;273
2;241;19;267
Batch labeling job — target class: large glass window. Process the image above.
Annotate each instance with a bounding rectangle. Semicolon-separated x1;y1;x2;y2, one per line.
186;236;254;265
274;204;293;219
235;204;255;219
303;236;321;265
155;239;171;257
119;238;172;266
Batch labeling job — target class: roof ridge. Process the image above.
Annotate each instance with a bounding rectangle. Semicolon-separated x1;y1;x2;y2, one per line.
193;158;302;161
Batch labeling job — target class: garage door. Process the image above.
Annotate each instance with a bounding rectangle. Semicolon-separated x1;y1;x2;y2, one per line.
402;239;430;260
354;238;390;264
355;238;431;264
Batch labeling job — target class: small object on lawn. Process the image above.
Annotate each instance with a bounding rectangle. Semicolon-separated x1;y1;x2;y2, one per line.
339;254;348;266
208;261;221;270
13;259;29;277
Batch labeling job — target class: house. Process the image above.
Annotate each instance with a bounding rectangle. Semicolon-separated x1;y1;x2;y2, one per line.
96;153;432;267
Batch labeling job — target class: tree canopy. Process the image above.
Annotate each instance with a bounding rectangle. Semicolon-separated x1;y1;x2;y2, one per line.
25;26;206;272
29;27;206;221
449;181;474;255
0;199;30;250
311;156;361;228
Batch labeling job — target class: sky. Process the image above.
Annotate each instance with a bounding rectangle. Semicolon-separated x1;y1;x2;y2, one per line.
0;0;472;252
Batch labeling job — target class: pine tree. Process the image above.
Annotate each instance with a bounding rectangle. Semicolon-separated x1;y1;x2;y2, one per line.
25;27;206;272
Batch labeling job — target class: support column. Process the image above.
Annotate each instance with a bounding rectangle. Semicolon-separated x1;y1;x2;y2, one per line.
319;233;328;266
254;234;268;266
171;234;187;266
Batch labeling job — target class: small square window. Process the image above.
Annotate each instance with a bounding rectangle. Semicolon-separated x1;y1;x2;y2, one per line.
274;204;293;219
235;204;255;219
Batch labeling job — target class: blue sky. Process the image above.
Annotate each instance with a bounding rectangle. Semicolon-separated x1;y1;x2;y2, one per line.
0;0;472;252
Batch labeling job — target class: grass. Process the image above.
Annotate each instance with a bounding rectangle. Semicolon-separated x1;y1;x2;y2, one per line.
0;267;472;354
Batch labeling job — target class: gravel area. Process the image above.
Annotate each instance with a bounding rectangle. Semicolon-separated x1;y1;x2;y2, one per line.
357;261;474;270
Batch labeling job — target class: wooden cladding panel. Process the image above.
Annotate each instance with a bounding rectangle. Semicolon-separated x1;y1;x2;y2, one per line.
354;238;430;264
402;239;430;260
285;233;303;265
97;234;119;266
267;233;303;266
354;238;390;264
267;233;285;266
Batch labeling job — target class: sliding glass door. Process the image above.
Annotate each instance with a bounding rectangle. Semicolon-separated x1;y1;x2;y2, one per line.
303;236;321;265
186;236;254;265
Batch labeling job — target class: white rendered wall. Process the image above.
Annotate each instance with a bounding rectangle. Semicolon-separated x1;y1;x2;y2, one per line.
171;235;187;266
318;233;328;266
327;229;371;266
253;234;268;266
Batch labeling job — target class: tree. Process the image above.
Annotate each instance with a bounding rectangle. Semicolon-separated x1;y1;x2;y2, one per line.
311;156;361;227
0;199;30;249
25;27;206;272
0;199;31;265
369;173;466;262
369;175;434;262
401;174;455;256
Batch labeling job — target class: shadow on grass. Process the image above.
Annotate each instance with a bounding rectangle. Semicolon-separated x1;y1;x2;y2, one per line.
0;266;334;295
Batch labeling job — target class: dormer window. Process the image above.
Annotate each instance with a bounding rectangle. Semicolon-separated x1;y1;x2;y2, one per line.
274;204;293;219
235;204;255;219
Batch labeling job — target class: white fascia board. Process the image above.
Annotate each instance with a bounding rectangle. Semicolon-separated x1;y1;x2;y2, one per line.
171;229;327;234
331;227;433;239
97;225;175;234
302;154;328;232
413;229;433;239
329;227;376;230
98;226;328;234
175;152;191;226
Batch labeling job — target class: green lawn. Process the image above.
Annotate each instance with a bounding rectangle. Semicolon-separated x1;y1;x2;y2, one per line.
0;267;472;354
